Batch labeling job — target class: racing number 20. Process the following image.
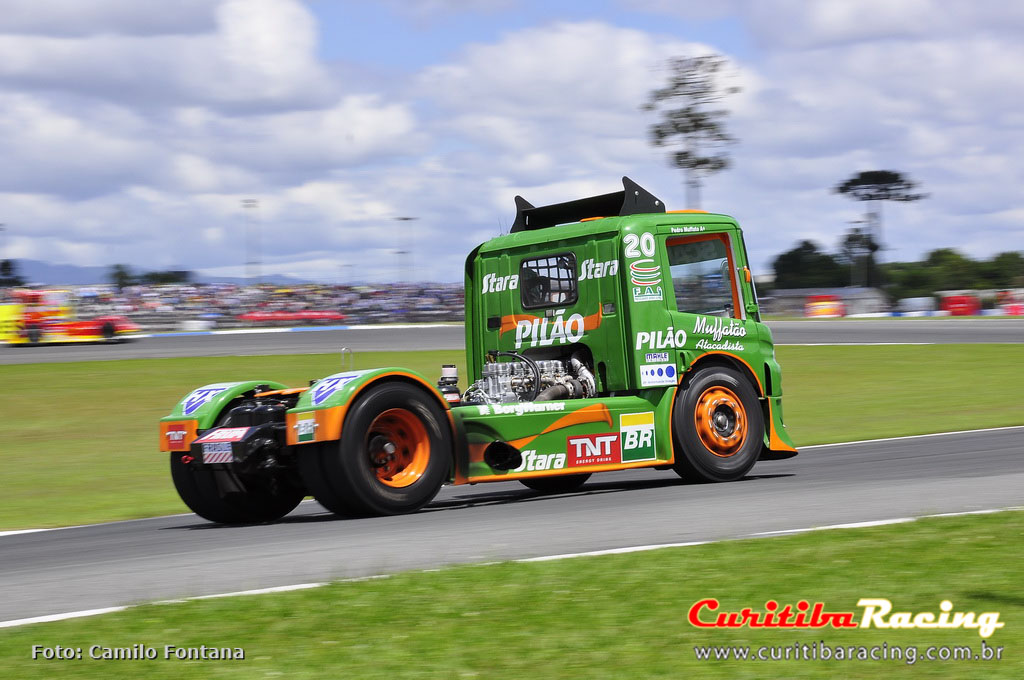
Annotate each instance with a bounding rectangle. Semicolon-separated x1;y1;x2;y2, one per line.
624;233;656;258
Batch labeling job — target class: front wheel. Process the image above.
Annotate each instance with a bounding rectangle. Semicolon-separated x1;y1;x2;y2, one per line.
672;366;764;482
170;454;306;524
520;474;591;493
301;381;451;517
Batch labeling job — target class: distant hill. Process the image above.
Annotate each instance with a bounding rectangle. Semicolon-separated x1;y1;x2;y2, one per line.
13;259;312;286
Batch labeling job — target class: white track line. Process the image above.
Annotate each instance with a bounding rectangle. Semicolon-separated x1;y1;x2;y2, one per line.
801;425;1024;450
776;342;935;346
1;427;1021;540
749;518;915;536
211;328;292;335
1;505;1019;630
0;607;129;629
346;324;460;330
0;512;195;539
519;541;711;562
0;500;321;539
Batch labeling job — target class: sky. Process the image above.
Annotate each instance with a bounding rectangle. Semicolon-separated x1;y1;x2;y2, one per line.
1;0;1022;283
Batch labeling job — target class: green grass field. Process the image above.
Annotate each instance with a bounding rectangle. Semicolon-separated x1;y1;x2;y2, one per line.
1;344;1022;530
1;510;1020;678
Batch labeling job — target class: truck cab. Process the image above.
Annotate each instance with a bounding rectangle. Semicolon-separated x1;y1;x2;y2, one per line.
454;177;795;483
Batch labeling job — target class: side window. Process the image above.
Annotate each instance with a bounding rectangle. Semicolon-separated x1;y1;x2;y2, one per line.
666;235;739;318
520;253;578;309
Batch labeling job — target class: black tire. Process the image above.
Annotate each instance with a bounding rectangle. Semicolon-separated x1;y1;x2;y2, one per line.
101;322;116;342
26;325;41;344
519;473;591;493
297;442;363;517
301;381;451;517
170;453;306;524
672;366;764;483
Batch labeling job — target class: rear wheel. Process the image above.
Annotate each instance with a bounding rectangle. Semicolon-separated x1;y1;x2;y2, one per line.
672;366;763;482
519;473;591;493
170;454;305;524
301;381;451;517
101;322;116;342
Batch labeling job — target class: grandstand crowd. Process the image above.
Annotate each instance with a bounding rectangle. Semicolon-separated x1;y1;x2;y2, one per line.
1;283;465;330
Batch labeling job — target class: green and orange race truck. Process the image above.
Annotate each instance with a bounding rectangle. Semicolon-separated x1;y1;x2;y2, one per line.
159;178;797;523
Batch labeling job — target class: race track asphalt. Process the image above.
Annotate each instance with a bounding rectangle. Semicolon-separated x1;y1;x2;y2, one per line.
1;319;1021;364
1;427;1021;622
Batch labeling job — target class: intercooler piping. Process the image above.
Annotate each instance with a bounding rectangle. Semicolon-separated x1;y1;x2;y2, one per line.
570;353;597;398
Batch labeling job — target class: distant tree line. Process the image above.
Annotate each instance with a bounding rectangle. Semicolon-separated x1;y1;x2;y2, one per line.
0;259;25;287
108;264;192;289
770;241;1024;301
0;260;193;289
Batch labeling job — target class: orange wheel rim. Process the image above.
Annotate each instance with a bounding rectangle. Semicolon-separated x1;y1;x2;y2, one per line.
366;408;430;488
693;386;747;457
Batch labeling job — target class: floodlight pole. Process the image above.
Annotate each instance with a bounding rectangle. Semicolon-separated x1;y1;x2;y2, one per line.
241;199;259;285
394;217;417;283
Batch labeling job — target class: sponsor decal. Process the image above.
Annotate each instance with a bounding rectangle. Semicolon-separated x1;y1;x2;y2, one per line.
166;425;189;451
515;311;583;349
640;363;677;387
692;317;747;352
501;307;602;350
632;289;664;303
629;259;663;302
695;339;744;351
567;433;621;467
201;442;234;464
310;373;361;406
624;232;664;302
635;327;688;351
645;352;669;362
688;599;1004;638
482;273;519;294
194;427;249;444
182;383;240;416
475;402;567;416
513;450;567;472
579;259;618;281
694;316;747;342
670;225;706;233
620;411;656;462
295;413;317;443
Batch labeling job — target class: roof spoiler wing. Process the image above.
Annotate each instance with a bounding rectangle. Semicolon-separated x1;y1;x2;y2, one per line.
510;176;665;232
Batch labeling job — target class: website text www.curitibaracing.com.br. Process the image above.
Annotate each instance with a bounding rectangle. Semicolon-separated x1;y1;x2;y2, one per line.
693;640;1005;665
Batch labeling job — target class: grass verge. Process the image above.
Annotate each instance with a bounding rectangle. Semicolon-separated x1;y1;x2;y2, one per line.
1;344;1021;529
1;510;1021;678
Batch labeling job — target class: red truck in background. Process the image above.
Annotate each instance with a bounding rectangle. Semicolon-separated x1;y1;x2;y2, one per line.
0;289;140;345
940;294;981;316
803;294;845;318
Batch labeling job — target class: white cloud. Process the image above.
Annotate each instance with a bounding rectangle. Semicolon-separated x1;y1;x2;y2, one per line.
0;93;159;197
0;0;334;110
1;4;1023;284
176;95;423;173
420;21;703;119
0;0;217;37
